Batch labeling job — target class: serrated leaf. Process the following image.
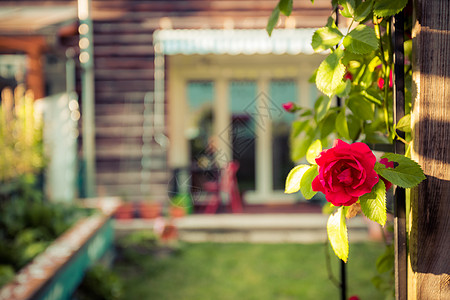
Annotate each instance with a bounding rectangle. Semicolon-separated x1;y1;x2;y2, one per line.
266;6;280;36
373;0;408;18
314;96;332;122
327;206;349;262
306;139;322;164
360;180;387;226
335;108;350;140
339;0;356;18
285;165;310;194
375;153;426;188
316;48;346;96
354;0;374;22
278;0;293;16
395;114;411;133
311;26;344;52
300;165;319;199
343;25;379;54
347;95;374;120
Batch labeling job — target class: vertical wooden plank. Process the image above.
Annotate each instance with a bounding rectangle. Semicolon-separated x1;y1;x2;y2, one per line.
393;11;407;300
410;1;450;299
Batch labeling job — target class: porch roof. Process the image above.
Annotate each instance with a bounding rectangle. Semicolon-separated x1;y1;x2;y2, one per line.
154;29;317;55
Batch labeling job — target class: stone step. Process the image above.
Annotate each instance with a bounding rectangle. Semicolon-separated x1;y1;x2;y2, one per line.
115;214;371;244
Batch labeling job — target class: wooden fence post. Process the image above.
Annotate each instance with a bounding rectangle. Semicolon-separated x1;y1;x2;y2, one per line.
410;1;450;299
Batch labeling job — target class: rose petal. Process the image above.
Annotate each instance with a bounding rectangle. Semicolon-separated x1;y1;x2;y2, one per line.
312;175;325;193
326;190;358;206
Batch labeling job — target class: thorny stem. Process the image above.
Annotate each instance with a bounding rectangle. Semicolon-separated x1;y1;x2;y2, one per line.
324;238;341;288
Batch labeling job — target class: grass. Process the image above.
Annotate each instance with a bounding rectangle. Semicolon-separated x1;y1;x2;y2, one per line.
113;236;386;300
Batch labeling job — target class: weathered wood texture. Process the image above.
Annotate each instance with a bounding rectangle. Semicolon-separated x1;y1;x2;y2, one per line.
410;1;450;299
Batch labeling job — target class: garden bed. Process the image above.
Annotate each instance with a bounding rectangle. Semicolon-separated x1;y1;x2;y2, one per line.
0;197;120;300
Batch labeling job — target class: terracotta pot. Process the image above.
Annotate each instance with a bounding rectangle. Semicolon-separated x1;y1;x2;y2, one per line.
169;206;186;218
139;202;162;219
114;203;134;220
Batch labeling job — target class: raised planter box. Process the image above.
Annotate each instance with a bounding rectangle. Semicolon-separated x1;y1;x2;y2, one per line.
0;197;120;300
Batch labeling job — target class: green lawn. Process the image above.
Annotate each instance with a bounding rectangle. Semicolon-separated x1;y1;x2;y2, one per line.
114;239;386;300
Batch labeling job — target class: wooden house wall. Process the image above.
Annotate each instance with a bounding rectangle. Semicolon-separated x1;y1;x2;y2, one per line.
5;0;331;202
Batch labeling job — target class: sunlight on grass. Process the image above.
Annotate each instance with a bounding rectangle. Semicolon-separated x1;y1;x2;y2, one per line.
114;239;385;300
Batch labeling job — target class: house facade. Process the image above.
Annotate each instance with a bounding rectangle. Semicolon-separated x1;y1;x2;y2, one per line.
0;0;331;203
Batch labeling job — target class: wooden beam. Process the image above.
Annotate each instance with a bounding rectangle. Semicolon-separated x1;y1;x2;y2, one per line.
0;36;46;99
410;1;450;299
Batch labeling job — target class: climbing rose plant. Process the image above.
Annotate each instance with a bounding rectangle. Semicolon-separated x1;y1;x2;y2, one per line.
285;139;425;262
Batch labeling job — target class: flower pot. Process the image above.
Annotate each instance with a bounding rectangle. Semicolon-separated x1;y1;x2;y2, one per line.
138;202;162;219
169;206;186;218
114;203;134;220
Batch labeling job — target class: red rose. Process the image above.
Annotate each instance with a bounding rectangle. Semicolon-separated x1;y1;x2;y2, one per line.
348;296;360;300
282;102;295;112
312;139;379;206
379;158;394;190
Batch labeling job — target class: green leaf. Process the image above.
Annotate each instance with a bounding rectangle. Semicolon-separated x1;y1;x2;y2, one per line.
335;108;351;140
266;6;280;36
347;113;361;141
316;48;346;96
339;0;356;18
300;165;319;199
278;0;293;16
347;95;374;120
291;119;310;137
319;111;337;139
360;180;387;226
306;139;322;164
290;120;315;161
373;0;408;18
375;153;426;188
335;79;352;98
327;206;349;262
376;245;394;273
343;25;379;55
354;0;374;22
285;165;310;194
361;88;383;105
314;96;332;122
395;114;411;133
311;26;344;52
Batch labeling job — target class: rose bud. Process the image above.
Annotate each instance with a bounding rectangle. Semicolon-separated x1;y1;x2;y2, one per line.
282;102;295;112
344;72;353;81
312;139;379;206
377;77;385;90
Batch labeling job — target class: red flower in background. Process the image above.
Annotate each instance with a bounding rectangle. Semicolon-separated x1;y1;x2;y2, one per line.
348;296;360;300
344;71;353;81
379;158;394;190
378;70;393;89
312;140;379;206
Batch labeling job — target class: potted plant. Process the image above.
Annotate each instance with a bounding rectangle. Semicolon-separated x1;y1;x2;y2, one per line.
138;199;162;219
169;193;192;218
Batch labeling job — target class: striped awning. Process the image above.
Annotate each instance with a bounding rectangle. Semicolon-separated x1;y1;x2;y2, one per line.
153;29;317;55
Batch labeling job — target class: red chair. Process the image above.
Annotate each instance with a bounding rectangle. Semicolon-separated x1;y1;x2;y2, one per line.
202;161;243;214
